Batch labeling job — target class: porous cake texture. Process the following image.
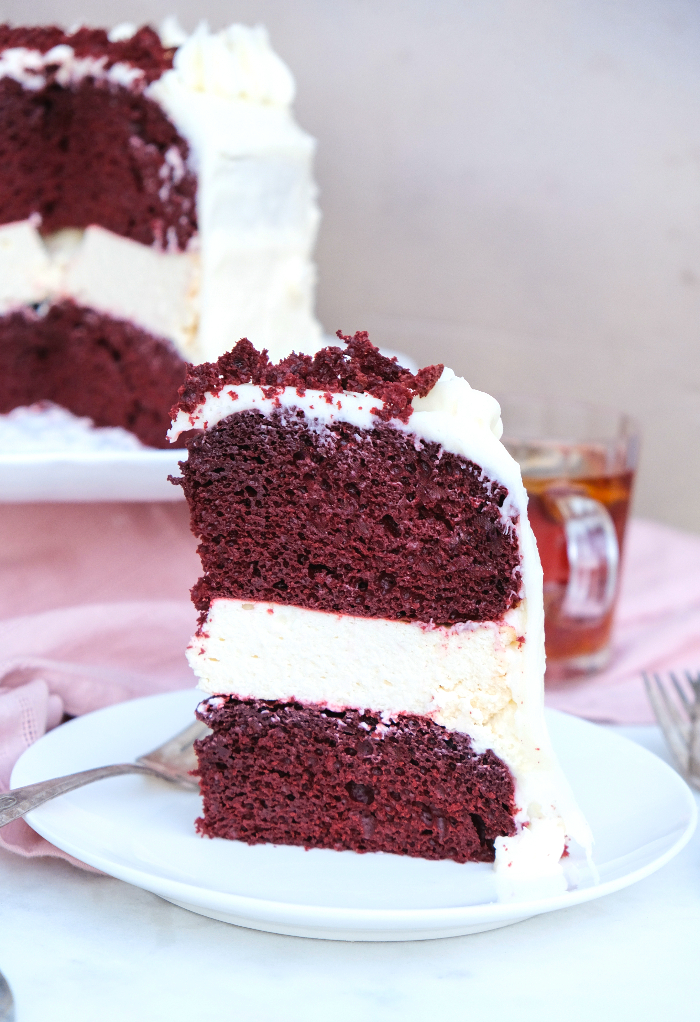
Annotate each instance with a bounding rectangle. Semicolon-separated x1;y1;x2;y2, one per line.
171;333;591;877
182;403;521;625
0;21;322;446
195;697;517;863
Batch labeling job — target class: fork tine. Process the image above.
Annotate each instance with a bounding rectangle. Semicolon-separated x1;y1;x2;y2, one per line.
643;674;681;761
670;672;690;710
654;673;691;742
643;673;690;774
689;728;700;788
685;670;700;709
681;672;700;784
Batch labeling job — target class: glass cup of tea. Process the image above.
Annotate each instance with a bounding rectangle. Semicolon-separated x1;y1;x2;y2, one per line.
498;396;640;681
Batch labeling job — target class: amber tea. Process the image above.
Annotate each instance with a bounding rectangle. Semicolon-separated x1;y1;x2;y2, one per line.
500;399;639;680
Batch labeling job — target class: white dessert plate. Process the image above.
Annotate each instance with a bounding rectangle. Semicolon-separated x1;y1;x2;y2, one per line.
12;690;697;941
0;401;185;501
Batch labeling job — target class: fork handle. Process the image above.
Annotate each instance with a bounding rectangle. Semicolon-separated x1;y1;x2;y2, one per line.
0;763;157;827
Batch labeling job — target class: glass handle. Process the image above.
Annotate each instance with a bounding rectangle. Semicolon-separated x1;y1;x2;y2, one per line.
550;492;619;620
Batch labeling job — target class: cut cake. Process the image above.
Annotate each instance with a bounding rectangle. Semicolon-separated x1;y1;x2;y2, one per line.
170;332;591;878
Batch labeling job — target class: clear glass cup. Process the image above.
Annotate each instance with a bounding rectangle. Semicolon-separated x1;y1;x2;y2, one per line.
498;396;640;681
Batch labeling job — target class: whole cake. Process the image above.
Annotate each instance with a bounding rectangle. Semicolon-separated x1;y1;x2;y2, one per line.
170;332;591;878
0;20;322;447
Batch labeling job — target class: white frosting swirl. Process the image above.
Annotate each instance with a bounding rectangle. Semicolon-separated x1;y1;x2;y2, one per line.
167;22;295;107
412;367;504;439
107;23;137;43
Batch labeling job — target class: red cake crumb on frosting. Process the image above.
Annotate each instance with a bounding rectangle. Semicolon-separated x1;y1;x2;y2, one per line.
174;331;444;425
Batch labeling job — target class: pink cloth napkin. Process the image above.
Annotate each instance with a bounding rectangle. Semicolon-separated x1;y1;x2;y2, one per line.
0;600;195;865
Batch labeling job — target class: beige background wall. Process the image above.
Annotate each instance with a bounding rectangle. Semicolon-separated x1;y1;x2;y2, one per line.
4;0;700;529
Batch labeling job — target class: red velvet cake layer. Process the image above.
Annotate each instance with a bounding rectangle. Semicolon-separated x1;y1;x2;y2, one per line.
194;696;518;863
176;405;521;624
0;301;186;447
0;28;196;249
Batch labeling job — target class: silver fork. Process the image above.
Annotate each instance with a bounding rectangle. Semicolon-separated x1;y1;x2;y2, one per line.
0;718;210;829
643;670;700;791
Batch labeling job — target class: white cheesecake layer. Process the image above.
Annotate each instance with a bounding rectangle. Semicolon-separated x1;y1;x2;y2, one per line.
0;220;48;310
0;220;199;356
191;597;591;877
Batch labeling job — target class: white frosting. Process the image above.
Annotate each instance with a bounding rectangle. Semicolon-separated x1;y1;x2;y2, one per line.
175;369;592;877
148;22;323;362
165;22;295;106
158;17;189;50
0;45;144;91
107;23;137;43
494;817;568;880
0;402;144;451
0;23;323;364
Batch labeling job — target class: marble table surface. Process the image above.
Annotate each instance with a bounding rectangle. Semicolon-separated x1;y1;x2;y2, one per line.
1;725;698;1022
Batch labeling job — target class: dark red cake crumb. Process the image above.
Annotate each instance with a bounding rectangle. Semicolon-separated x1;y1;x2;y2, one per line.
0;301;186;447
194;696;518;863
173;333;444;424
0;26;196;248
175;405;521;624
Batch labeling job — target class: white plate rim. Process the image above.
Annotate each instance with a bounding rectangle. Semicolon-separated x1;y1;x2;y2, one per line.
0;449;181;464
12;692;698;935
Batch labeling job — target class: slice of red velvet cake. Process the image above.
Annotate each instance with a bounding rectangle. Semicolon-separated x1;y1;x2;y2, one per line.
0;20;321;447
170;332;591;877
